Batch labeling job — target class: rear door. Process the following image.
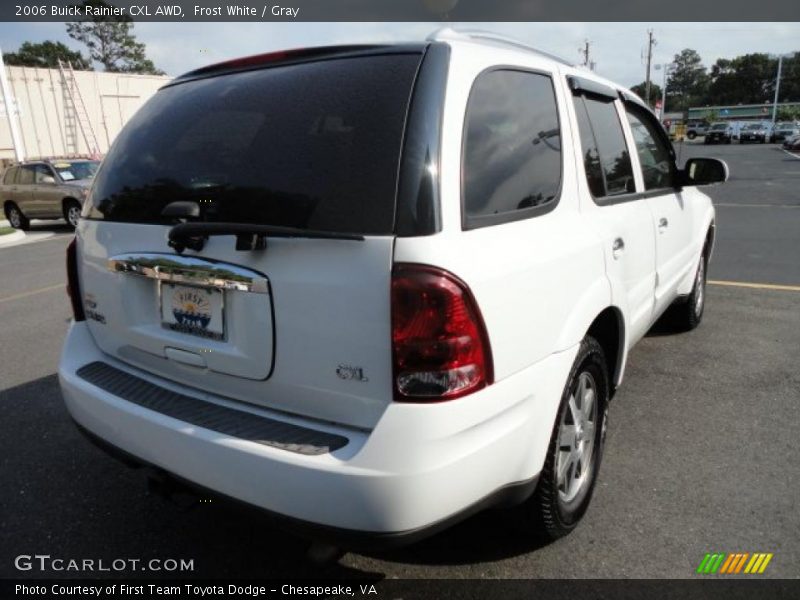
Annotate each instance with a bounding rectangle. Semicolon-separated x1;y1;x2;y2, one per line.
623;102;692;315
14;165;38;216
77;50;427;430
570;85;657;343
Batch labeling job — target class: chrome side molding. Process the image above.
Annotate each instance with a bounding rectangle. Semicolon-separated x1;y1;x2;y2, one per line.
107;253;269;294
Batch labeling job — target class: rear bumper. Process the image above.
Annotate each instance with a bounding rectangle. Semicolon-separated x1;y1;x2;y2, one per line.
72;418;537;549
59;322;575;540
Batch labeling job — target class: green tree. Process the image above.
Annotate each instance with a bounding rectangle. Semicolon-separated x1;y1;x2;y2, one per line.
776;106;800;121
707;53;777;105
666;49;709;112
3;41;92;70
66;0;164;74
630;81;663;108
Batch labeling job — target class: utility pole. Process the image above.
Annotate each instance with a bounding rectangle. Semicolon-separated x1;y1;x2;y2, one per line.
580;39;591;68
644;29;656;107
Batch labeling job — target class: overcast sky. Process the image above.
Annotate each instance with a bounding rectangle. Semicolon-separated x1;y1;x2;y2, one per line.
1;22;798;87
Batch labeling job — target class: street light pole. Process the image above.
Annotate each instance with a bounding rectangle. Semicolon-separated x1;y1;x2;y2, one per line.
771;54;784;125
661;64;673;119
654;62;674;120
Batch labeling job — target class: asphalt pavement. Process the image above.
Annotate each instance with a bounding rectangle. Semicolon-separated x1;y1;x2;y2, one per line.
0;144;798;580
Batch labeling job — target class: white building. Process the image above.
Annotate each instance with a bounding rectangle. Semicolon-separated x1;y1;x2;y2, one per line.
1;61;170;164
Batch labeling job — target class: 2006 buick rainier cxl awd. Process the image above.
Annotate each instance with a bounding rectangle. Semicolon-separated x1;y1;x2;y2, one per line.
59;29;727;548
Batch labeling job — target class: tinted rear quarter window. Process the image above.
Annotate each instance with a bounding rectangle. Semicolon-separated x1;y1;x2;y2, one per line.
462;69;562;229
88;54;422;235
3;167;17;184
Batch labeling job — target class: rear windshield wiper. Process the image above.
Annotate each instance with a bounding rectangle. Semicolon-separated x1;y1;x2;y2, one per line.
168;222;365;253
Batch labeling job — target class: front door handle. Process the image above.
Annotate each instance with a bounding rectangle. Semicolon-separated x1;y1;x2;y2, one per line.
658;217;669;232
612;237;625;259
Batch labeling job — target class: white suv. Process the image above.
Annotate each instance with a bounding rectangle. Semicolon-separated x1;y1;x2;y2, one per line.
59;30;726;547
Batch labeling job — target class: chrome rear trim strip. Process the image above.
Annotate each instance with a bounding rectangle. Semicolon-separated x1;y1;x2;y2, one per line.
107;252;269;294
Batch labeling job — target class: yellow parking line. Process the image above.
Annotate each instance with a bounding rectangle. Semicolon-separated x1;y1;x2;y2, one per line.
0;283;64;304
709;280;800;292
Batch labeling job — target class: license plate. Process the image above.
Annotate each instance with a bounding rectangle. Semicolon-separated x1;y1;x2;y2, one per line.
160;283;225;341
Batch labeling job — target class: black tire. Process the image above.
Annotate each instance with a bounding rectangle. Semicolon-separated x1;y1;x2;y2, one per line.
670;251;707;332
4;202;30;231
522;336;609;541
63;199;82;230
687;131;697;140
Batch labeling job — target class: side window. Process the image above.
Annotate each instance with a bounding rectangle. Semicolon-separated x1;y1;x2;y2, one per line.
572;95;635;199
17;166;35;185
625;105;676;190
462;69;562;228
33;164;55;183
3;167;18;184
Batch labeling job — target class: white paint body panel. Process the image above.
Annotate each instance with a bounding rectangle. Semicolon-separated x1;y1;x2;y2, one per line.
59;35;716;534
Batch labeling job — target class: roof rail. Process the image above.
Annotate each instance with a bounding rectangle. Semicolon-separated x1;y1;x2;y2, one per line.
427;28;575;67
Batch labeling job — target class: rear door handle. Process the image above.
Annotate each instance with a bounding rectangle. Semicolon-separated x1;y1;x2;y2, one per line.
658;217;669;232
612;237;625;259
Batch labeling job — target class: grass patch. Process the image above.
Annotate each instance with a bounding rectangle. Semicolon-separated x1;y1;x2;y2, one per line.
0;226;16;236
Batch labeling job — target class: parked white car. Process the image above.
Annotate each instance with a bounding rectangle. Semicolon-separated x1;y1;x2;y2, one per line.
58;29;726;548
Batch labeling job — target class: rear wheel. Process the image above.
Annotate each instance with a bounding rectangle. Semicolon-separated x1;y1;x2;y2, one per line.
687;131;697;140
5;202;30;231
522;336;609;540
63;199;82;230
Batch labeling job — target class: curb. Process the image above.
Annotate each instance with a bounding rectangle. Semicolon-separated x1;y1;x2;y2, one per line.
0;229;26;246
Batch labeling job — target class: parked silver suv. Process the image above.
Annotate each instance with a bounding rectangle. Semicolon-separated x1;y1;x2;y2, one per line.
1;159;100;230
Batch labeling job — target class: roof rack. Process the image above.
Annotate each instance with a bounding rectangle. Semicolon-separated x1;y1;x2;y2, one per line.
11;154;100;165
428;28;575;67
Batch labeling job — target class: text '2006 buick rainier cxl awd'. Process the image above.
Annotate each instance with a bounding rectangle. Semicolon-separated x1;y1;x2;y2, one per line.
59;29;727;549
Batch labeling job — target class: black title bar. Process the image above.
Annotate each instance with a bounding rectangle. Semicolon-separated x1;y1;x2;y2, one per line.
3;0;799;21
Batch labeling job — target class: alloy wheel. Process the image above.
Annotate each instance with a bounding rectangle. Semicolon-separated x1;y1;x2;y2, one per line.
556;371;598;503
8;207;21;228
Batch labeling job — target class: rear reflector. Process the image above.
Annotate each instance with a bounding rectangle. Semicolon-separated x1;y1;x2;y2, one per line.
66;238;85;322
391;264;493;402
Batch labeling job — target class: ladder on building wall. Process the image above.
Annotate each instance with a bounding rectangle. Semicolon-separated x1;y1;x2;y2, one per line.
58;60;100;156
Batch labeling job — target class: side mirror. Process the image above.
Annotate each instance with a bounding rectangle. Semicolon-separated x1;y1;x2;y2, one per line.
41;175;56;184
681;157;729;186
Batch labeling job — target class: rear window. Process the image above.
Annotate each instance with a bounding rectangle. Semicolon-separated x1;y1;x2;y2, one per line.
86;54;423;235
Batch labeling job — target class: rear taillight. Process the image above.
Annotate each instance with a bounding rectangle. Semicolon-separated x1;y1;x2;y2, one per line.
66;238;85;322
391;264;493;402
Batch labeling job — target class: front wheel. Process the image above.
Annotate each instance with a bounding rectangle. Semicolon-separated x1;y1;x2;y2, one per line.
671;252;707;331
64;200;82;230
687;131;697;140
522;336;609;541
